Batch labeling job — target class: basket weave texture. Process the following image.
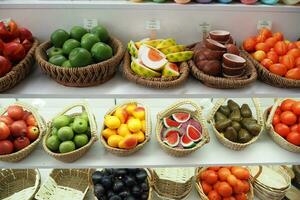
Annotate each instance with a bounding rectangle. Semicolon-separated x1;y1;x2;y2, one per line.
156;100;210;157
35;36;124;87
207;98;264;151
35;169;92;200
0;169;41;200
188;43;257;89
241;48;300;88
100;101;151;156
0;102;46;162
42;102;98;162
0;39;39;92
264;98;300;153
122;51;190;89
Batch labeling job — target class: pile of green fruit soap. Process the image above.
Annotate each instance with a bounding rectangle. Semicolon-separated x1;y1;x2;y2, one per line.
214;100;261;144
47;25;113;68
46;112;91;153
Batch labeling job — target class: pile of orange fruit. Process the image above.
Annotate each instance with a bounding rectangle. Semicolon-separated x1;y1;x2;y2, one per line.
243;28;300;80
199;166;251;200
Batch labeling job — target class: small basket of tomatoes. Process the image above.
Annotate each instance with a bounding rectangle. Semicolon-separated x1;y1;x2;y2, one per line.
0;102;46;162
0;19;39;92
264;98;300;153
242;28;300;88
195;166;254;200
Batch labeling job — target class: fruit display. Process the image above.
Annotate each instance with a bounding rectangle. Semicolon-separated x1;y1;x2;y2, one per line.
127;38;193;78
267;99;300;151
0;104;42;157
196;166;253;200
160;112;203;149
243;28;300;81
46;25;113;68
0;19;34;78
210;99;262;150
92;168;150;200
192;30;249;79
101;102;149;155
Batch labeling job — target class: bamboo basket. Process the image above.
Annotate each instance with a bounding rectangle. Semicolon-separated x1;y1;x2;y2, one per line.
100;101;151;156
93;168;153;200
249;166;291;200
122;51;190;89
195;167;254;200
0;169;41;200
156;100;210;157
264;98;300;153
188;43;257;89
207;98;263;151
241;48;300;88
0;101;46;162
42;102;98;162
152;168;194;200
35;36;124;87
35;169;93;200
0;39;39;92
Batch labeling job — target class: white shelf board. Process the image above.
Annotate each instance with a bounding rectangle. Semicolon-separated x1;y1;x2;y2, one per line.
0;98;299;169
3;66;300;98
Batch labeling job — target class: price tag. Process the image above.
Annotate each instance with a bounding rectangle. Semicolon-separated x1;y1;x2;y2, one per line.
145;19;161;30
0;18;11;26
83;18;98;30
257;20;272;30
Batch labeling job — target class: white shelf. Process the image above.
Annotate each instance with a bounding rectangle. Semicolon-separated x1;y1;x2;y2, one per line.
3;66;299;98
0;98;299;168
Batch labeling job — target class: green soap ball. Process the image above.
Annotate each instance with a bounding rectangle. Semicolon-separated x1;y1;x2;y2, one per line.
81;33;100;51
69;47;92;67
46;135;60;152
74;134;89;148
48;55;67;66
59;141;76;153
47;47;63;58
90;25;109;43
51;29;70;48
62;60;72;68
91;42;113;62
70;26;88;41
57;126;74;141
62;39;81;55
72;117;88;134
53;115;71;129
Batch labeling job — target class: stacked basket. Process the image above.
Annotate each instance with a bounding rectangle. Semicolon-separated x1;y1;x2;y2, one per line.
156;100;210;157
43;102;98;162
264;98;300;153
208;98;263;151
0;101;46;162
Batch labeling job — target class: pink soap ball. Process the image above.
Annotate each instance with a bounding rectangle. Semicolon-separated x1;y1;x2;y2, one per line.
240;0;258;4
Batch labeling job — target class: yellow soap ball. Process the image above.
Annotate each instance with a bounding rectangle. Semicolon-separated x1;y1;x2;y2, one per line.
125;103;137;115
118;135;138;149
141;120;146;133
127;118;142;133
102;128;117;140
104;115;121;129
117;124;131;137
107;135;123;148
133;131;145;143
132;107;145;121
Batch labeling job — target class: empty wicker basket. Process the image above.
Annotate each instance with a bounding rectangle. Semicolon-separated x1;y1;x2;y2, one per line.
0;169;41;200
156;100;210;157
208;98;263;151
42;102;98;162
0;101;46;162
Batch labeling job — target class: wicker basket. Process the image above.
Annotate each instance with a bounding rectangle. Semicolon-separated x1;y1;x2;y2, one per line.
122;51;190;89
188;43;257;89
195;167;254;200
208;98;263;151
152;168;194;200
249;166;291;200
100;101;151;156
264;98;300;153
35;36;124;87
42;102;98;162
241;48;300;88
0;39;38;92
0;169;41;200
156;100;210;157
35;169;93;200
0;101;46;162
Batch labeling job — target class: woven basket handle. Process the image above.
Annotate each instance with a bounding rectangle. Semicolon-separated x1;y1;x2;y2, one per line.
252;166;263;183
207;98;226;123
252;98;263;126
157;100;202;120
265;98;281;130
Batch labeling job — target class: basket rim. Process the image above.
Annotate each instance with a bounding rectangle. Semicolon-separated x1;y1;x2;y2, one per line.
35;35;124;71
0;102;46;161
100;101;151;154
122;50;190;88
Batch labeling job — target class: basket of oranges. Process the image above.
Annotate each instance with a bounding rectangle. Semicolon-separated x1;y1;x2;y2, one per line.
195;166;254;200
242;28;300;88
100;101;151;156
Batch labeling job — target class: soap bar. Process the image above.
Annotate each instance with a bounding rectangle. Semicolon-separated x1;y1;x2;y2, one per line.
195;0;213;3
218;0;233;3
240;0;258;4
261;0;279;4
